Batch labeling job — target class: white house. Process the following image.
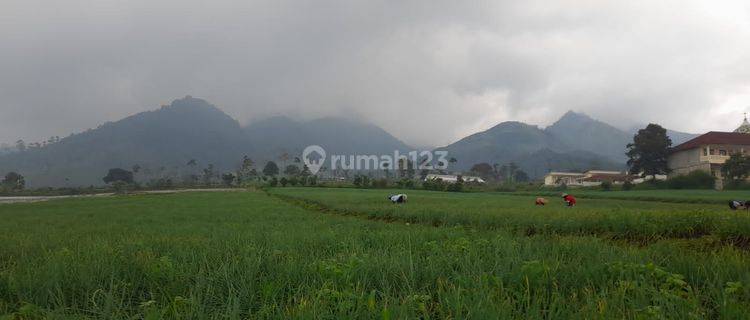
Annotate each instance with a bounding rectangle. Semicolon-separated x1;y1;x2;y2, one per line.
544;170;633;187
425;174;486;184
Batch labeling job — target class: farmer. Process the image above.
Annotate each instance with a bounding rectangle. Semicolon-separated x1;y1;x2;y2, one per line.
562;193;576;207
388;194;408;204
535;197;548;206
728;200;750;210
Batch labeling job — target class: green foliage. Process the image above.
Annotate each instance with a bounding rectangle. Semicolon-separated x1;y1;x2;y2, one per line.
267;177;278;187
221;172;235;186
103;168;134;184
622;180;634;191
111;181;135;194
146;178;174;190
2;191;750;318
722;153;750;184
371;178;389;189
666;171;715;189
446;177;464;192
422;178;448;191
272;187;750;243
600;181;612;191
284;164;301;176
627;124;672;177
280;177;289;187
1;171;25;191
396;178;415;189
263;161;280;177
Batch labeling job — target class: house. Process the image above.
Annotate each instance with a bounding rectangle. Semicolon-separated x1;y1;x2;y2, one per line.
544;170;632;186
425;174;485;184
667;118;750;188
544;172;585;186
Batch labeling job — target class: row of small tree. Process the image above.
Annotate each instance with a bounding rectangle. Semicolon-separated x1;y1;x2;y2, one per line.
468;162;529;183
0;172;25;191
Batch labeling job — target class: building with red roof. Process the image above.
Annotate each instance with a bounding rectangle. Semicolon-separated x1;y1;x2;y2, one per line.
667;117;750;188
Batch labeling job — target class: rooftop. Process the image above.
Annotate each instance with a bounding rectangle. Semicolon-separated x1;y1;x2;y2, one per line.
671;131;750;153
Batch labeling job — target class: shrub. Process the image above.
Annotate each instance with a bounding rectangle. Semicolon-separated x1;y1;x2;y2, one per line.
371;178;389;189
601;181;612;191
666;171;715;189
622;181;634;191
446;180;464;192
396;178;415;189
422;178;447;191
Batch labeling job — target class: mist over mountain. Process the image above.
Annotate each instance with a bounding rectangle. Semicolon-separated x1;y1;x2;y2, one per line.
545;111;633;162
0;97;410;187
0;97;703;186
436;120;624;176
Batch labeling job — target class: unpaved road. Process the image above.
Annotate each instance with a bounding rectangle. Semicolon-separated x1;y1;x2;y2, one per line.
0;188;244;204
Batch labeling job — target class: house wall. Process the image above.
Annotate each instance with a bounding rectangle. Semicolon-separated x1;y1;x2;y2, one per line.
668;148;708;178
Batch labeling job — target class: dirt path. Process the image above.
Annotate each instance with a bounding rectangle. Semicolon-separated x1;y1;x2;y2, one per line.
0;188;245;204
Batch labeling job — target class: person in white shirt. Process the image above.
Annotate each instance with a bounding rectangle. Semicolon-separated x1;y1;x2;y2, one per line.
729;200;749;210
388;194;408;203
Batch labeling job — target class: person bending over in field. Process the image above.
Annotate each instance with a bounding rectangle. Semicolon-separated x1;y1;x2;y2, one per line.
562;193;576;207
535;197;548;206
388;194;408;204
728;200;750;210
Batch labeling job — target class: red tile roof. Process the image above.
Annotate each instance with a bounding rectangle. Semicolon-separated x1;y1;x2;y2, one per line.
671;131;750;153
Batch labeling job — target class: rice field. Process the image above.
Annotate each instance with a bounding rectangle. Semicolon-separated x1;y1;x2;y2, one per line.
0;189;749;318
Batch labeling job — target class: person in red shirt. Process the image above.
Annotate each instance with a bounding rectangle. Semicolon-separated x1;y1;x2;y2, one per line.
535;197;548;206
562;193;576;207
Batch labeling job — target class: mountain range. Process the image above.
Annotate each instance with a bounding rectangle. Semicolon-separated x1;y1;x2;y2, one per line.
0;96;697;187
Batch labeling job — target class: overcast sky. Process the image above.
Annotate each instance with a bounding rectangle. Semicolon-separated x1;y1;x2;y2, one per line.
2;0;750;147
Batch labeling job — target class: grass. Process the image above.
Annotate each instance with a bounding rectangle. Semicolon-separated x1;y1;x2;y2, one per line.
515;189;750;204
269;188;750;245
0;190;749;318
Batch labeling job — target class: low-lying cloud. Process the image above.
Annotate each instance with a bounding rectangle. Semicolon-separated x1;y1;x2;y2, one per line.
2;0;749;147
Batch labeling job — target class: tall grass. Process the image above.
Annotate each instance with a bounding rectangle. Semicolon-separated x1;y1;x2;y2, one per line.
270;188;750;245
0;191;749;318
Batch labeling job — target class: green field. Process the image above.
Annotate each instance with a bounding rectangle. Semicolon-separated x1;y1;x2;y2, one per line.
516;189;750;204
1;189;749;318
270;188;750;244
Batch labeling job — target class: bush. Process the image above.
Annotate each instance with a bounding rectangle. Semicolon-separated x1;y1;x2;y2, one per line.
622;181;634;191
601;181;612;191
723;180;750;190
422;178;447;191
666;171;715;189
396;178;415;189
446;180;464;192
371;178;389;189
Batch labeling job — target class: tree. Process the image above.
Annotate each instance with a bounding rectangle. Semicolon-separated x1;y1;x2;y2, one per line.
470;163;494;180
513;169;530;183
626;124;672;178
721;153;750;184
202;164;216;185
221;173;236;186
1;172;25;190
238;155;255;183
263;161;280;177
103;168;134;184
15;140;26;152
284;164;301;176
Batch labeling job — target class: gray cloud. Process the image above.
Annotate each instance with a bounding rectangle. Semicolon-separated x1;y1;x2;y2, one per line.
2;0;749;147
